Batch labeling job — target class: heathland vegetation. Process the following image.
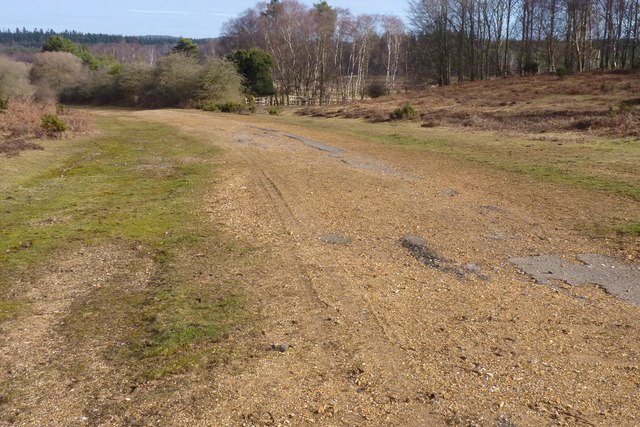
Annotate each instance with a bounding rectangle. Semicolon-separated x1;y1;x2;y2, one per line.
3;0;640;103
1;0;639;152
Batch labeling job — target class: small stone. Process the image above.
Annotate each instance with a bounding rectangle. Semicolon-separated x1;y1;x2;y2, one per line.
277;343;289;352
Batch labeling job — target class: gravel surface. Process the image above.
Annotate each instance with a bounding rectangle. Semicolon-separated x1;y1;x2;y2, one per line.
4;109;637;426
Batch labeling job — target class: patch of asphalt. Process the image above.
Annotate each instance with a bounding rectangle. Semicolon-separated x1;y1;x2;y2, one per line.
246;125;341;153
511;254;640;306
480;205;505;213
339;157;414;180
246;124;415;180
319;233;352;245
283;133;344;154
402;235;489;281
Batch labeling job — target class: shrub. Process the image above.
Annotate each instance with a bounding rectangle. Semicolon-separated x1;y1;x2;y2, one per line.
41;114;67;133
196;100;217;111
555;67;567;79
148;53;201;107
116;62;153;105
197;101;244;113
0;96;8;110
391;107;403;119
30;52;86;102
600;81;614;93
619;100;634;112
197;58;243;106
390;102;418;120
268;107;279;115
216;102;243;113
366;81;387;98
608;105;617;118
0;55;36;101
245;94;257;113
523;61;538;75
60;67;120;105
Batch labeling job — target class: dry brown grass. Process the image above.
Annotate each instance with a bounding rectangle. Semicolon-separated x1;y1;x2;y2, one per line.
0;99;94;155
299;72;640;138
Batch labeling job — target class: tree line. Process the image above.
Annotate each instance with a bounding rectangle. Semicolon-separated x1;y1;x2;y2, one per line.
3;0;639;107
221;0;640;102
0;28;183;48
0;36;261;112
408;0;640;84
219;0;406;104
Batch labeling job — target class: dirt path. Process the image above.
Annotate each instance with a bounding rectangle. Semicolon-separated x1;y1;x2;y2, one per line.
121;110;637;426
0;246;155;425
2;109;639;426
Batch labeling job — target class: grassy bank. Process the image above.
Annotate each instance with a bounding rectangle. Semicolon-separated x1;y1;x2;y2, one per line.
0;114;249;378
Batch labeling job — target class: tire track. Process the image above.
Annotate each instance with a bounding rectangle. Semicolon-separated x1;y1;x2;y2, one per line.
240;132;429;401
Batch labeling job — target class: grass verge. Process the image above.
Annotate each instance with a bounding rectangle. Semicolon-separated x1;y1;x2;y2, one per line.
0;113;251;381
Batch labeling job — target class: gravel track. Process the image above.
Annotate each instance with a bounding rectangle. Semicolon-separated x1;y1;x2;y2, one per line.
149;110;639;425
3;109;638;426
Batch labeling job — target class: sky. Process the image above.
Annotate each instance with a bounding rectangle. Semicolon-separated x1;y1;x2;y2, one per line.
2;0;408;39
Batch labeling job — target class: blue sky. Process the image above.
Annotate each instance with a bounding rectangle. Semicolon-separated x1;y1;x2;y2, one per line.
2;1;407;39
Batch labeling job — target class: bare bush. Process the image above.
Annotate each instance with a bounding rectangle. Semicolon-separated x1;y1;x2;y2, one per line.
196;58;243;107
117;62;153;105
30;52;86;102
148;53;201;107
0;55;36;101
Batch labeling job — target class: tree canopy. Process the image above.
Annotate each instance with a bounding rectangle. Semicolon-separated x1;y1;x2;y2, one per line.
171;38;199;57
227;48;275;96
42;35;99;70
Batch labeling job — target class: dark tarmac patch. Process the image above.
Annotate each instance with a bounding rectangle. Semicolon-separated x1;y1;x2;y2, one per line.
511;254;640;306
319;233;352;245
402;235;489;280
283;133;344;154
480;205;504;213
247;124;414;179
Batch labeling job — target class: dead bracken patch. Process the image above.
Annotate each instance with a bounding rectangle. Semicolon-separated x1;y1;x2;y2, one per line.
297;72;640;137
0;100;94;152
0;139;44;156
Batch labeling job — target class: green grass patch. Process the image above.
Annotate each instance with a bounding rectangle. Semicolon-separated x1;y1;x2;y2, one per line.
0;113;252;380
0;118;217;270
139;289;244;358
612;222;640;236
0;301;22;322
